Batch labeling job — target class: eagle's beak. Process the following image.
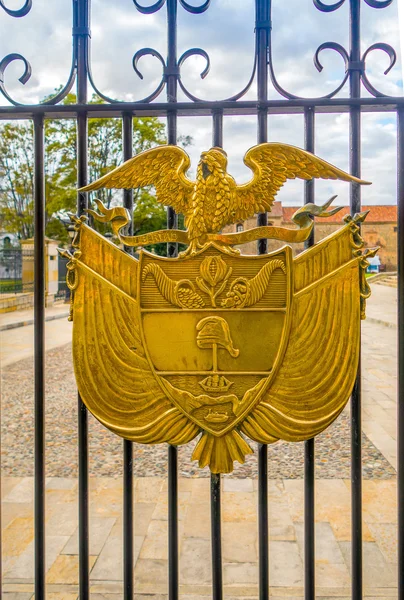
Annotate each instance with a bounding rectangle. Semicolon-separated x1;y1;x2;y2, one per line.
202;161;211;179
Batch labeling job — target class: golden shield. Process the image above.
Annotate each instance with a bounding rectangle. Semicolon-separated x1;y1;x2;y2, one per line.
138;246;292;439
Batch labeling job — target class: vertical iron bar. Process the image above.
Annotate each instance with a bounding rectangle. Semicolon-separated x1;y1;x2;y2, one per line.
256;1;270;598
122;113;134;599
210;109;224;600
167;0;178;257
123;441;134;598
168;445;178;600
210;474;223;600
256;0;269;253
349;2;362;598
122;114;134;242
76;1;90;598
33;113;45;600
304;107;315;244
166;3;179;599
0;471;1;597
304;106;315;600
257;444;268;600
212;109;223;148
397;106;404;600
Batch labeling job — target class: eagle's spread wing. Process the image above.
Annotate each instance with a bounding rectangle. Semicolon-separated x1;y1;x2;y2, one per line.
72;222;199;445
79;145;194;215
233;142;370;221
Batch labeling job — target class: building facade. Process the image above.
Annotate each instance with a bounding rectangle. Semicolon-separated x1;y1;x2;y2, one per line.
223;203;397;270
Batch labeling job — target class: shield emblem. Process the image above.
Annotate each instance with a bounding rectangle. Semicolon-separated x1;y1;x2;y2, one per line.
138;244;292;437
68;146;369;472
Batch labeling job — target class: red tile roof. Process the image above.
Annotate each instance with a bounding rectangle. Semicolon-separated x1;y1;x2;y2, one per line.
282;205;397;223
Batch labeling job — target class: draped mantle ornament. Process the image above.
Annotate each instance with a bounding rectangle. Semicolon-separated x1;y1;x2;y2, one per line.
60;142;376;473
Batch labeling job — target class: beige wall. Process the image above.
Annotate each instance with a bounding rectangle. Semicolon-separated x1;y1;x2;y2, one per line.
224;217;397;269
21;237;61;299
361;223;397;271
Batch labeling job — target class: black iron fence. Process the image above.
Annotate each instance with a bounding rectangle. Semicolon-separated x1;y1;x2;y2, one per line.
0;247;33;294
0;247;69;296
0;1;402;600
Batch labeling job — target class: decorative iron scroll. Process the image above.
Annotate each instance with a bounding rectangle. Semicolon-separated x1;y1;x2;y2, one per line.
0;0;398;106
61;142;377;473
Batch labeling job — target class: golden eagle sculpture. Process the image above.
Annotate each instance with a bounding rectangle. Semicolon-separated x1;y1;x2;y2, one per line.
61;142;376;473
80;143;368;253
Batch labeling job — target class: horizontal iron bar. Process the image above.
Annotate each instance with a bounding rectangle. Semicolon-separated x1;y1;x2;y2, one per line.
0;96;403;119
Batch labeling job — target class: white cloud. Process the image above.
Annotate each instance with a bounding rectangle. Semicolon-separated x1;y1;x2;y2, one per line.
0;0;401;205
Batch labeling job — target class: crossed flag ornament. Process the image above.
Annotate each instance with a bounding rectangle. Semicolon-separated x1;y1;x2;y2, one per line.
60;142;376;473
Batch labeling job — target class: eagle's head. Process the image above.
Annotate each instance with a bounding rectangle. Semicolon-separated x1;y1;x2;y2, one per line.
199;147;228;180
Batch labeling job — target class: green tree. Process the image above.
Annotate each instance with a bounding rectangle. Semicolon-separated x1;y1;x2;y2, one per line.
0;92;188;249
0;121;35;240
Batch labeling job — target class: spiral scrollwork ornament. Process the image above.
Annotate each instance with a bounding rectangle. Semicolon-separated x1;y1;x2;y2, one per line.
0;0;77;106
0;53;30;105
0;0;32;17
132;0;166;14
178;0;211;14
363;0;394;8
360;42;397;97
269;37;397;101
268;38;352;100
313;42;350;98
0;0;399;107
313;0;393;10
267;0;399;100
0;51;76;106
313;0;346;12
131;0;254;103
132;0;210;14
177;45;257;103
132;48;166;102
87;0;211;103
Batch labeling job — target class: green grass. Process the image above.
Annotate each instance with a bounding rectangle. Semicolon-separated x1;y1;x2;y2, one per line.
0;279;22;293
0;279;21;286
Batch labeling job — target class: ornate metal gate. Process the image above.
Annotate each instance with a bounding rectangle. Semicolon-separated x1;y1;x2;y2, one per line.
0;1;402;599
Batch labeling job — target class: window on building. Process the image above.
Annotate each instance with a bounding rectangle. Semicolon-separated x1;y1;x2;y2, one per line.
236;223;244;233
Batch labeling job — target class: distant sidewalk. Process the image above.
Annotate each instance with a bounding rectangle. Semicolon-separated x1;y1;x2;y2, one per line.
366;282;397;328
0;302;70;331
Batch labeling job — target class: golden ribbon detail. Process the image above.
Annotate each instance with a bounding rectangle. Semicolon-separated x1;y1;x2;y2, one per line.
86;195;343;248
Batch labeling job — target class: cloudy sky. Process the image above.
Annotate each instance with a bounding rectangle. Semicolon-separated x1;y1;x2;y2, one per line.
1;0;402;206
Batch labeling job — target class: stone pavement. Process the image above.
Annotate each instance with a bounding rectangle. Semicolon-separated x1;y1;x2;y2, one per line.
362;320;397;471
0;304;70;331
0;475;398;599
0;283;399;598
365;282;397;328
0;305;72;368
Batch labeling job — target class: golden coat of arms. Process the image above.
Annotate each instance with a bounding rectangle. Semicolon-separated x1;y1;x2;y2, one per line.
62;143;376;473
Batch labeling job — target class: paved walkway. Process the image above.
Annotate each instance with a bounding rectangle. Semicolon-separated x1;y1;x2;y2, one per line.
0;303;70;331
0;283;399;598
365;282;397;328
0;305;72;368
1;475;398;599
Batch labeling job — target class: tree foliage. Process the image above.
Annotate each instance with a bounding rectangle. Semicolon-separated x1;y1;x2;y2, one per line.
0;121;35;241
0;93;188;251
